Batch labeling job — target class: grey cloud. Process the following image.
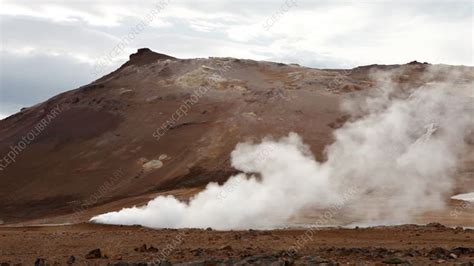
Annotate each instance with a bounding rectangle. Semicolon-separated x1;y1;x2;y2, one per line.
0;51;95;116
266;50;354;69
0;0;472;118
1;16;119;55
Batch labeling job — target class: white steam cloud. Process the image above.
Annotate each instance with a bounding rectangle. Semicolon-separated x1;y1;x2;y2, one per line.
91;70;474;229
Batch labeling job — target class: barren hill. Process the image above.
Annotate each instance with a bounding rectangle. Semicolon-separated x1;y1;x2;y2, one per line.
0;48;473;225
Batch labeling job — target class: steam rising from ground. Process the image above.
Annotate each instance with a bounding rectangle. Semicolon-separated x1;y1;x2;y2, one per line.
91;71;473;229
452;192;474;202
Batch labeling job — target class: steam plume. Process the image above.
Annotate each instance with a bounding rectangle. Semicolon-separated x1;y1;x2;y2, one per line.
91;70;473;229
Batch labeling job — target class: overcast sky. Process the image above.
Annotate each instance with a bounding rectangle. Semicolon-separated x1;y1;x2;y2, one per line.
0;0;473;119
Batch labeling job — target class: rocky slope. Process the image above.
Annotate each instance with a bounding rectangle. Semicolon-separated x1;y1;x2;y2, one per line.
0;48;473;225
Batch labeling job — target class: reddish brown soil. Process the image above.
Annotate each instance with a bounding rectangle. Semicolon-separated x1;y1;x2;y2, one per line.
0;223;473;265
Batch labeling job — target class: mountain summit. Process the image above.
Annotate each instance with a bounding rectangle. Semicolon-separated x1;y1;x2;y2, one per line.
124;48;177;67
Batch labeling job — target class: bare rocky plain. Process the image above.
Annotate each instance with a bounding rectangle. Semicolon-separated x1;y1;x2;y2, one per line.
0;48;473;265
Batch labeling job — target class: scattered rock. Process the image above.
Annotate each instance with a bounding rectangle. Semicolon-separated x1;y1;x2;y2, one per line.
382;257;406;264
193;248;204;257
109;262;154;266
428;247;450;259
372;247;392;258
134;244;159;253
219;245;232;251
85;248;103;259
66;255;76;264
148;246;159;253
426;222;446;229
451;247;473;256
134;244;148;252
404;248;421;257
299;256;331;264
34;258;47;266
335;247;365;256
174;258;223;266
